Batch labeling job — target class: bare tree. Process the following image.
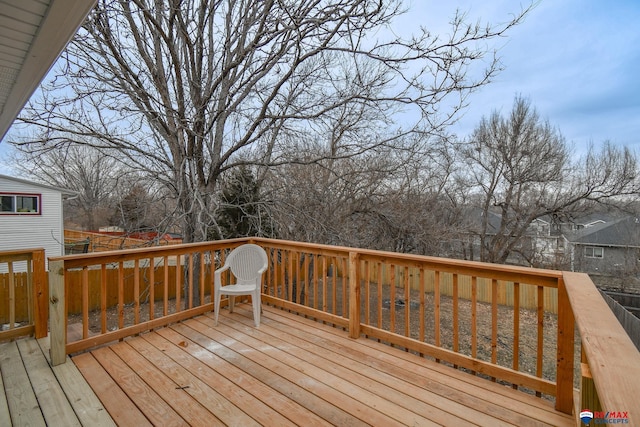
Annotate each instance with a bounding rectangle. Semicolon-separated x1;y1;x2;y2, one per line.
11;143;123;230
14;0;531;245
458;96;639;264
268;134;464;256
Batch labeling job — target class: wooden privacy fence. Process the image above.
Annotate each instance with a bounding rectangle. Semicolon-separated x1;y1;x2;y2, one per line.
0;248;47;341
600;291;640;351
0;272;31;322
64;229;182;253
64;264;183;314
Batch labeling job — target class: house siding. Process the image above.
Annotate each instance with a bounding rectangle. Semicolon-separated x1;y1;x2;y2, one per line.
0;176;66;271
572;244;640;277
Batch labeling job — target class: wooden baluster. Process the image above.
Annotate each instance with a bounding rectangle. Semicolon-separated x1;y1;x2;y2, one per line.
376;262;382;330
101;264;107;333
8;261;15;329
419;267;426;346
149;257;155;321
26;256;33;327
82;266;89;339
434;271;441;355
453;273;459;356
313;254;319;310
175;256;181;312
288;251;294;303
199;252;206;306
536;284;544;397
322;256;327;314
296;252;302;305
471;276;478;373
512;282;520;389
331;257;337;315
390;264;396;335
187;253;194;309
163;256;169;316
364;260;370;327
404;266;410;338
491;279;498;380
134;259;140;324
280;250;286;301
303;253;309;306
210;250;216;302
118;261;124;329
342;257;348;318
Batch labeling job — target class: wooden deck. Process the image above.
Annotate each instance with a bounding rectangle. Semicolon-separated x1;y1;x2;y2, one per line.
67;304;572;427
0;303;575;426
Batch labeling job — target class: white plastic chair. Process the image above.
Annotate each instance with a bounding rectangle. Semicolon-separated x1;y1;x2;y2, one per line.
214;244;268;327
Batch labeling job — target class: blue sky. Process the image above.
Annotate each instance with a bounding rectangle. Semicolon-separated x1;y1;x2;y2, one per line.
414;0;640;154
2;0;639;175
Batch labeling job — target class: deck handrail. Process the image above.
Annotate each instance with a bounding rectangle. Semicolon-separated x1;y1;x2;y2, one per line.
47;237;640;423
563;272;640;422
0;248;47;341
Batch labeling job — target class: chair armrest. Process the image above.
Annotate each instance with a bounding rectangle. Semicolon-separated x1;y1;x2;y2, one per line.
214;264;231;286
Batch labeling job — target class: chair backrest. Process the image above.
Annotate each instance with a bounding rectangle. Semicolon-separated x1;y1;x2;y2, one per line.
226;244;268;283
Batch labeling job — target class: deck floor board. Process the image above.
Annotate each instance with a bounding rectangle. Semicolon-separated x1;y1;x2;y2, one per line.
1;340;47;427
16;338;81;427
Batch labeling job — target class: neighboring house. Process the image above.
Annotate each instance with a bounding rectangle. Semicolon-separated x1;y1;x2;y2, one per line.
564;216;640;276
548;212;609;236
0;174;75;270
459;208;554;265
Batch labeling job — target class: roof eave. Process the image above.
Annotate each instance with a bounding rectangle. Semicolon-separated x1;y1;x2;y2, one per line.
0;0;97;142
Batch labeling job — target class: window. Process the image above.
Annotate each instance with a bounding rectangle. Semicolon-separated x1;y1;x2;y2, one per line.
0;194;40;214
585;246;604;259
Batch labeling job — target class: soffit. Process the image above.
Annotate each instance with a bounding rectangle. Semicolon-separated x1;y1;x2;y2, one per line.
0;0;96;141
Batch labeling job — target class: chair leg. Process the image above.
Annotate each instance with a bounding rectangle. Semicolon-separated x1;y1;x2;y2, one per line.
213;290;220;326
253;292;261;327
229;295;234;313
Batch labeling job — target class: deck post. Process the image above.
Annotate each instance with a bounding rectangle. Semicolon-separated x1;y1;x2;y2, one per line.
555;276;575;414
49;259;67;365
33;249;48;339
348;251;361;339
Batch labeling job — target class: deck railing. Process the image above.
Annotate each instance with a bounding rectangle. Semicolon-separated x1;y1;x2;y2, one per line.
0;248;47;341
48;237;640;423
